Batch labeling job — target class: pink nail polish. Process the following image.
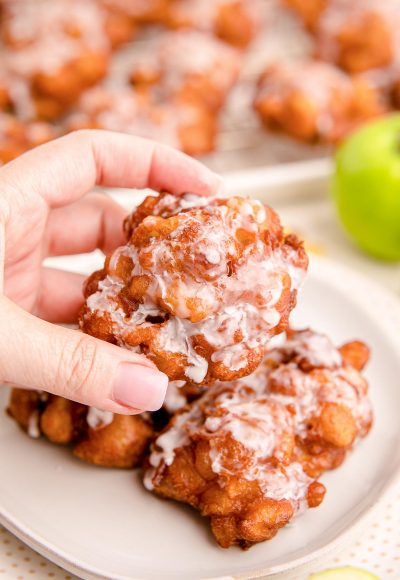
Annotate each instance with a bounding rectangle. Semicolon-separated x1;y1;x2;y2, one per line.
113;364;168;411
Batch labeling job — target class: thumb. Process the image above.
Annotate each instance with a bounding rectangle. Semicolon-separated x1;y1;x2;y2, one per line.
0;297;168;413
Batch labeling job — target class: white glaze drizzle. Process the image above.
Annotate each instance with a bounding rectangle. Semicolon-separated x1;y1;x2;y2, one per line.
164;380;187;413
276;329;342;369
145;377;312;511
82;195;307;383
27;411;40;439
265;330;372;436
86;407;114;430
145;329;372;514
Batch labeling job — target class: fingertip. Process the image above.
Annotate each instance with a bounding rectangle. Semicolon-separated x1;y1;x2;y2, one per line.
194;164;224;197
149;142;224;198
113;363;168;412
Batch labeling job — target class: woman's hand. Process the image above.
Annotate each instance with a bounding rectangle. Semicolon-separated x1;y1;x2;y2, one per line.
0;130;222;413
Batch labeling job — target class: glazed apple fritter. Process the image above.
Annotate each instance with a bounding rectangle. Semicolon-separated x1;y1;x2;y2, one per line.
80;191;308;386
144;329;372;549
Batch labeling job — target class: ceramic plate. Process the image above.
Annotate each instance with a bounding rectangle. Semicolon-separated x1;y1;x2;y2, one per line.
1;255;400;580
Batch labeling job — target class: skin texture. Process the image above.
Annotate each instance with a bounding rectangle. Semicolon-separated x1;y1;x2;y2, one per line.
0;130;222;413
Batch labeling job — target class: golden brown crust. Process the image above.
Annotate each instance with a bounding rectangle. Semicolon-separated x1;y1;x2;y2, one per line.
318;402;357;448
7;389;42;432
74;414;153;468
339;340;370;371
40;396;87;444
293;438;346;479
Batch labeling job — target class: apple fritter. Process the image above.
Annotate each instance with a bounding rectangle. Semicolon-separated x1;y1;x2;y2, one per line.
144;329;372;548
254;61;385;144
80;191;308;386
8;389;153;469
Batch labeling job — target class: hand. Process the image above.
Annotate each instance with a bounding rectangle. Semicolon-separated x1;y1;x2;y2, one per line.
0;130;222;413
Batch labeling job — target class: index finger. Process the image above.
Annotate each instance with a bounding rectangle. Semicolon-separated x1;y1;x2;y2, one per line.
0;130;223;208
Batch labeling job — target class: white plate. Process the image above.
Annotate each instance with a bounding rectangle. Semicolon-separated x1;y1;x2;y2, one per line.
1;255;400;580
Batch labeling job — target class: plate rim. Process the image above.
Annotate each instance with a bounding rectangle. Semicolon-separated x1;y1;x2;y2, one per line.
1;255;400;580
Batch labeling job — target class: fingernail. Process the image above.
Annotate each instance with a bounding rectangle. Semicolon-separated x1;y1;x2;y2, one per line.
113;364;168;411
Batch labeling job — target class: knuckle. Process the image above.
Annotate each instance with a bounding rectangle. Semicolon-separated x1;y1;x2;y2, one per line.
66;128;99;151
56;336;99;401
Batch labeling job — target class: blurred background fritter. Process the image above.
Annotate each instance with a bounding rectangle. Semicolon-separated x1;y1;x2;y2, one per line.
2;0;400;165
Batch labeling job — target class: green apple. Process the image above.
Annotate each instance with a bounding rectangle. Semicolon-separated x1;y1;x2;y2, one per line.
309;566;380;580
332;114;400;261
